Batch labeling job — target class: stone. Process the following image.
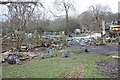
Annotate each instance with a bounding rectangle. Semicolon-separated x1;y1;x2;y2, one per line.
40;52;45;59
7;55;15;64
48;48;54;57
64;50;69;57
85;49;89;53
15;58;22;65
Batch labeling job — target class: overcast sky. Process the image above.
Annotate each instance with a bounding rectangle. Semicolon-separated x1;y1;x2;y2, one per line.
75;0;119;13
0;0;120;20
43;0;119;13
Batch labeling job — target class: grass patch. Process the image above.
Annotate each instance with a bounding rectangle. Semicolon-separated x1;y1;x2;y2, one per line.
110;53;119;56
71;34;88;37
64;47;80;51
2;53;113;78
105;43;119;46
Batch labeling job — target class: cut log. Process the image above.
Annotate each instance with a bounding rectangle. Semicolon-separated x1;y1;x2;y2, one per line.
112;56;120;59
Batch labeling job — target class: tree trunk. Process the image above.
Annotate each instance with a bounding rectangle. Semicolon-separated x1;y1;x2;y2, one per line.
16;34;23;51
66;10;69;35
102;20;106;44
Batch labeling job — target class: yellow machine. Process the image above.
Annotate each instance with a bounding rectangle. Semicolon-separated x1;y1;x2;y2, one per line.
110;20;120;32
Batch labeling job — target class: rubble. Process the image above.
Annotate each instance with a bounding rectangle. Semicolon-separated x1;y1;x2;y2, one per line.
67;37;96;46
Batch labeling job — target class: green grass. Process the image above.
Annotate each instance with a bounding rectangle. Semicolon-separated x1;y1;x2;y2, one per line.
110;53;119;56
70;34;88;37
2;52;112;78
105;43;119;46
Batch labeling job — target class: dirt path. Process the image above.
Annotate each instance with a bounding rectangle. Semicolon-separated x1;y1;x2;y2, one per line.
70;45;119;54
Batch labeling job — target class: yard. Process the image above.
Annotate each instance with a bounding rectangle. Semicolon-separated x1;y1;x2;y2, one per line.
1;0;120;79
2;51;118;78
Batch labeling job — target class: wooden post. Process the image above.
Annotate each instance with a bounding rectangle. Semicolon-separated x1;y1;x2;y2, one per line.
102;21;106;44
117;32;120;44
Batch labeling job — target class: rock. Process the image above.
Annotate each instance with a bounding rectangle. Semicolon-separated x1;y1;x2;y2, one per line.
15;58;22;65
85;49;89;53
40;52;45;59
69;35;72;37
64;50;69;57
48;48;54;57
7;55;15;64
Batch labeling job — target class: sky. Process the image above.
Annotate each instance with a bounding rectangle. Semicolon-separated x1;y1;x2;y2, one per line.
0;0;120;20
75;0;119;13
45;0;120;14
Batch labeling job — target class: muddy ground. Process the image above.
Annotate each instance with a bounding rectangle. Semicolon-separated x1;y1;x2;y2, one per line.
70;45;119;54
96;59;119;78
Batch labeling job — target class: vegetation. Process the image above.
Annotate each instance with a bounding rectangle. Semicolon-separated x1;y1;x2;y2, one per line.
2;52;113;78
1;1;118;50
70;34;88;37
105;43;119;46
1;1;119;79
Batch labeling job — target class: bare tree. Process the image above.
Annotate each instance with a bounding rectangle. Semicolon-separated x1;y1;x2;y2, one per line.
51;0;76;35
48;17;79;32
78;11;93;31
88;4;111;32
3;1;42;51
